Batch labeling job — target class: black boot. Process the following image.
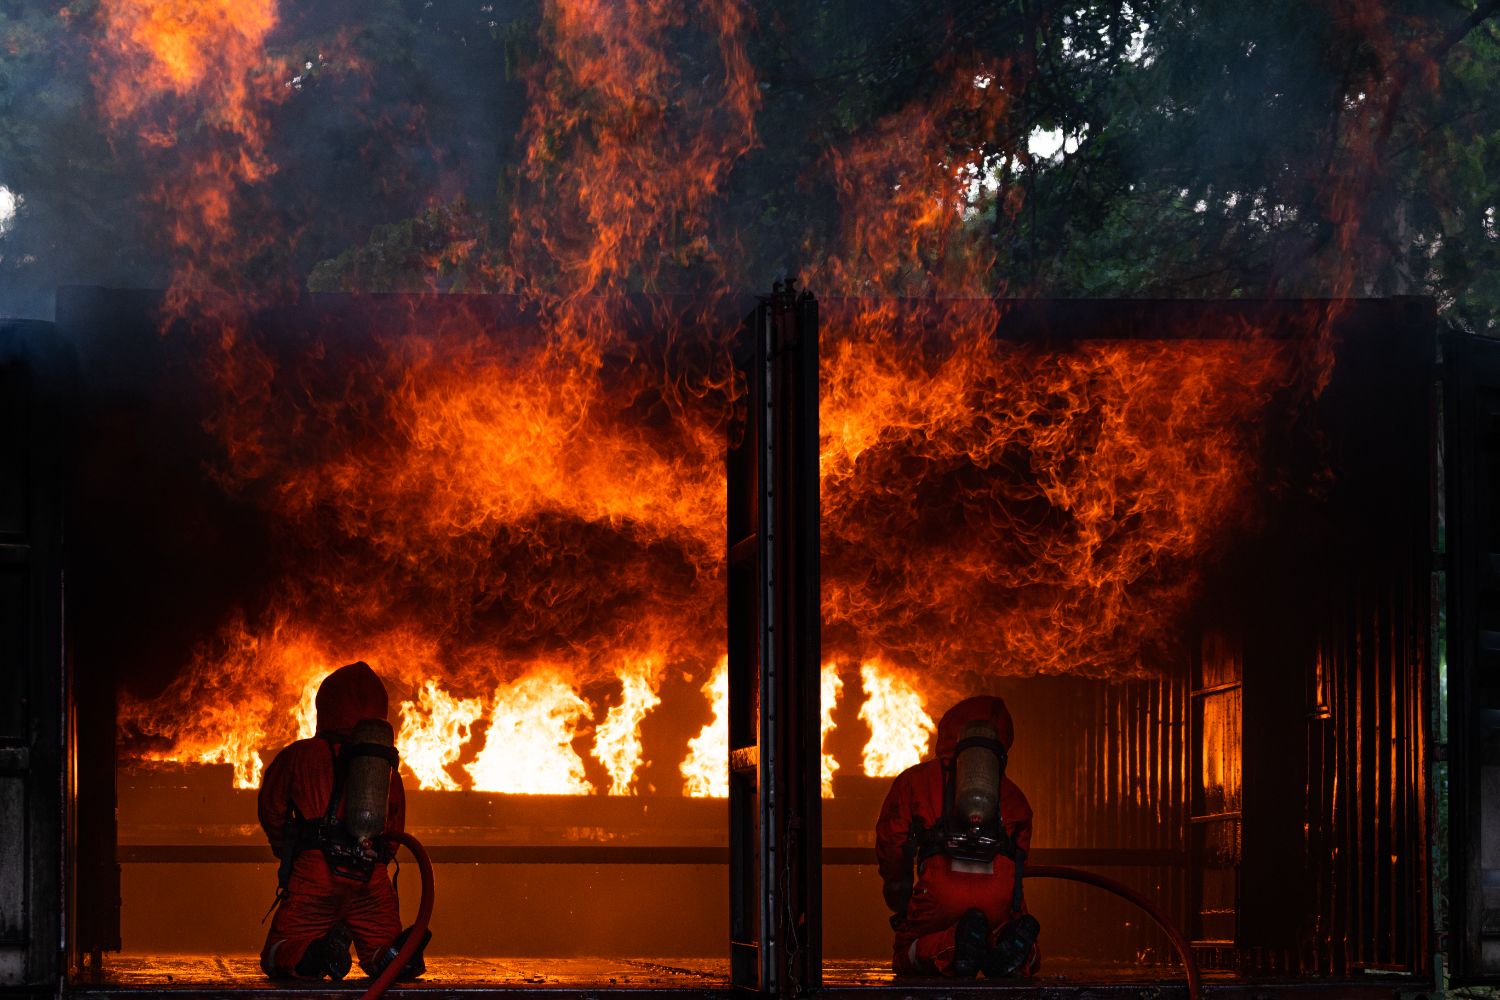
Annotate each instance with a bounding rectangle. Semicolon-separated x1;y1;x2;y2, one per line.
982;915;1040;978
369;925;432;980
295;923;353;981
950;909;989;978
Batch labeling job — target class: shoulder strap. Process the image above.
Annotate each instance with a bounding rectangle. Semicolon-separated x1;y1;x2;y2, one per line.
321;734;347;826
938;758;957;833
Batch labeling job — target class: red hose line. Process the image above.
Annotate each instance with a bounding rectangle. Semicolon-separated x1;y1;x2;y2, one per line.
359;832;435;1000
1027;865;1202;1000
346;844;1184;999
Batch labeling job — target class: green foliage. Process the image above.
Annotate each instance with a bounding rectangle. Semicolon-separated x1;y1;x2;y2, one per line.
0;2;161;317
307;198;498;293
1;0;1496;328
982;0;1500;322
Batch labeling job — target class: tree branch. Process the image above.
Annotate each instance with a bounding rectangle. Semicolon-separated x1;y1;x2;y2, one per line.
1378;0;1500;153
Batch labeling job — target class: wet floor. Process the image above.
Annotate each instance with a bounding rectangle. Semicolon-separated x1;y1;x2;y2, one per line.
79;954;1216;990
83;955;732;989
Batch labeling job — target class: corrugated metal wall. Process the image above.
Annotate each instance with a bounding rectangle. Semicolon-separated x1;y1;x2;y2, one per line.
1012;576;1430;980
1229;298;1434;979
1010;674;1191;964
1298;575;1430;975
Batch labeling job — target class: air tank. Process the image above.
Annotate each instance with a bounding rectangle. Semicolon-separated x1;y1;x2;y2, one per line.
954;720;1001;827
344;718;396;841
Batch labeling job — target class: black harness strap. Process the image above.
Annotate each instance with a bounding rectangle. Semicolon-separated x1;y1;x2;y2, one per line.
320;734;347;827
895;734;1031;928
265;737;343;915
914;739;1024;866
1009;838;1027;915
276;733;388;883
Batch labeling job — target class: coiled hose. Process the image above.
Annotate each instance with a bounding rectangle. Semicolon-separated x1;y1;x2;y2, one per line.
1027;865;1202;1000
359;832;435;1000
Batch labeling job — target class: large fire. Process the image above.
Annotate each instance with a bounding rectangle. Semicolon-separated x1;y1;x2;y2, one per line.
680;658;730;799
99;0;1305;798
398;681;484;793
857;662;935;779
593;658;663;796
821;663;844;798
93;0;287;301
466;670;594;796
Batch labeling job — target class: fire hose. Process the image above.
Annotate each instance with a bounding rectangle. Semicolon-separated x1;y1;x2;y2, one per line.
1027;865;1202;1000
353;846;1181;999
358;832;435;1000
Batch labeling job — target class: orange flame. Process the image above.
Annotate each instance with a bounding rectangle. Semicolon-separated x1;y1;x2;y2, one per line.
363;335;725;567
811;60;1012;301
120;619;341;788
821;663;843;798
505;0;759;306
822;333;1291;678
466;669;594;795
398;680;485;792
592;658;663;796
291;674;323;743
94;0;279;129
858;661;935;778
681;657;729;798
188;730;267;790
108;24;1315;800
119;314;1294;790
93;0;288;302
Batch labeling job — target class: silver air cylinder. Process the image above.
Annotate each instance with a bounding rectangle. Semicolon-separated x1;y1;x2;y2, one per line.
954;720;1000;827
345;718;396;840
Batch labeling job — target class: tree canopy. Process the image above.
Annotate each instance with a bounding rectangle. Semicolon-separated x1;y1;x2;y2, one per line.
0;0;1495;326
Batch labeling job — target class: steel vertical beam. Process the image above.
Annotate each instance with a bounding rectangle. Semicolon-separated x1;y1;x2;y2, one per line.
727;283;820;996
1445;329;1500;983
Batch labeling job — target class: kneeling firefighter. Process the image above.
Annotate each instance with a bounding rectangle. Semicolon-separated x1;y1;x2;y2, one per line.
875;695;1040;978
258;661;431;981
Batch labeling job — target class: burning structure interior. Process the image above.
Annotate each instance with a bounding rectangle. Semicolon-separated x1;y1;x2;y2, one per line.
0;283;1483;998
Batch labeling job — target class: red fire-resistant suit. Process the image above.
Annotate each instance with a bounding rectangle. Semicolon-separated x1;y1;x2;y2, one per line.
875;695;1039;977
258;662;407;978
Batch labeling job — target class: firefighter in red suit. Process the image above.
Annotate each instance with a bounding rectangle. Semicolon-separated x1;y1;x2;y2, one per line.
258;661;426;981
875;695;1041;978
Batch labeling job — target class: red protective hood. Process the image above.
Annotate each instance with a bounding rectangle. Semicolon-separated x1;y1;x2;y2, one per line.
934;695;1015;759
314;661;390;738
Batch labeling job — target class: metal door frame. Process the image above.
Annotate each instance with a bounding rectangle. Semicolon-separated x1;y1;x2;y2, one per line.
727;283;821;996
0;320;71;997
1445;329;1500;984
